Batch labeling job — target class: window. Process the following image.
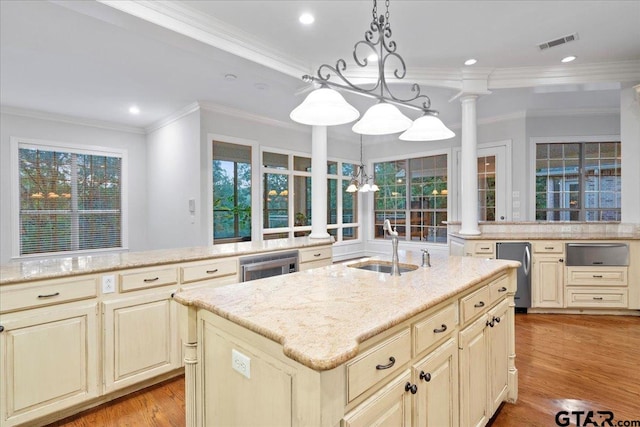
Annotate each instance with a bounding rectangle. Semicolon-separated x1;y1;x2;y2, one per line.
478;156;496;221
261;150;360;242
535;141;621;221
213;141;252;242
374;154;448;243
17;141;123;256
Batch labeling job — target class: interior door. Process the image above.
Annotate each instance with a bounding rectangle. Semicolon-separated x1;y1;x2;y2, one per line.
454;143;509;222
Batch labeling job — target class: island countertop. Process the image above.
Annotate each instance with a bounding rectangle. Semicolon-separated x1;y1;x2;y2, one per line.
0;236;333;285
173;250;519;371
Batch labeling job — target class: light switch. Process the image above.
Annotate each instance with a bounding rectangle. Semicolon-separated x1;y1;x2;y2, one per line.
188;198;196;213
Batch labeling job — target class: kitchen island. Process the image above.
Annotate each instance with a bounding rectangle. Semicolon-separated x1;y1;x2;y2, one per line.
173;251;520;427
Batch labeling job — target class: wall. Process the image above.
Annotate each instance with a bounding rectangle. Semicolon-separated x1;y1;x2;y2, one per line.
146;109;205;249
620;84;640;223
0;111;147;264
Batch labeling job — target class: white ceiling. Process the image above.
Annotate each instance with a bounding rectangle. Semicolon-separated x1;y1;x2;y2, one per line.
1;0;639;134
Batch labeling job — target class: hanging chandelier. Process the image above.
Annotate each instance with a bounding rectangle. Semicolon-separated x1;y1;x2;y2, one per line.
346;135;379;193
290;0;455;141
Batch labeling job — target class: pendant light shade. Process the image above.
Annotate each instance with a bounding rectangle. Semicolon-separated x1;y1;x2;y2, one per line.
290;88;360;126
352;102;413;135
399;114;456;141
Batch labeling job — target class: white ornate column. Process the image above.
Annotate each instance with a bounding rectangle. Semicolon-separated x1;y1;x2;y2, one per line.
310;125;330;239
184;342;198;427
459;95;481;235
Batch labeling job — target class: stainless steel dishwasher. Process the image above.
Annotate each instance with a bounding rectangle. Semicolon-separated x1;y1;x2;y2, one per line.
496;242;531;311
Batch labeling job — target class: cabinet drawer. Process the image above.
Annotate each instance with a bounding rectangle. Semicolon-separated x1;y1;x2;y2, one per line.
460;286;491;324
566;267;627;287
0;277;98;313
180;259;237;284
119;267;178;292
413;302;457;355
488;275;510;305
566;288;628;308
532;241;563;254
299;246;333;263
347;329;411;402
472;243;494;255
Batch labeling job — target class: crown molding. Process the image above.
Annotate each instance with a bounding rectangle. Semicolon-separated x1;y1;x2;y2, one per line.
487;60;640;89
98;0;308;79
1;105;145;134
144;102;201;133
197;101;307;133
526;107;620;118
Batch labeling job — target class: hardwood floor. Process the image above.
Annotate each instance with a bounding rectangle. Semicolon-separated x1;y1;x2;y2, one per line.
49;314;640;427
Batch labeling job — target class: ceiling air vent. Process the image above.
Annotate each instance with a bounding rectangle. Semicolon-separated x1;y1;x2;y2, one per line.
538;33;579;51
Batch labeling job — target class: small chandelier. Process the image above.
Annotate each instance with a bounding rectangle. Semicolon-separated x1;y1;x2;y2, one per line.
290;0;455;141
346;136;379;193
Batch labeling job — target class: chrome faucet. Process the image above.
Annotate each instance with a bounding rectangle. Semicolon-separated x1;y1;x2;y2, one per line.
383;219;401;276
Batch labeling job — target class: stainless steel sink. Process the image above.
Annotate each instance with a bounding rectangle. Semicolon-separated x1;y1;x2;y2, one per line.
347;261;418;274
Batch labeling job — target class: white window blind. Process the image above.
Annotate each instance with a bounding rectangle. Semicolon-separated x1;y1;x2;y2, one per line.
18;144;123;256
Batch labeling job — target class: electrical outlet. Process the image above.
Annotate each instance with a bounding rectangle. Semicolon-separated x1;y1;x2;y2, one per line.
231;349;251;379
102;275;115;294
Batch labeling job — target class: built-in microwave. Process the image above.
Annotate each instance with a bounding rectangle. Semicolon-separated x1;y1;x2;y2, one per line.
239;250;299;282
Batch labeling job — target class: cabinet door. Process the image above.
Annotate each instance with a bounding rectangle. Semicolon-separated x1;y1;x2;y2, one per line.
532;256;564;308
487;299;509;413
103;290;179;393
459;315;488;427
413;337;459;427
0;303;99;427
343;370;412;427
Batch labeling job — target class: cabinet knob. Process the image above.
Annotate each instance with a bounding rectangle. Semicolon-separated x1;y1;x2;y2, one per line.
405;382;418;394
419;371;431;382
375;357;396;370
494;316;501;324
486;319;495;328
0;325;4;333
559;258;564;263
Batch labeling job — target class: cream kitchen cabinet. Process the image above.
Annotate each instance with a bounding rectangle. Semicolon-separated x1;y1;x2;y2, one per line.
459;298;511;427
412;337;459;427
0;275;100;427
298;245;333;271
530;241;565;308
102;265;180;393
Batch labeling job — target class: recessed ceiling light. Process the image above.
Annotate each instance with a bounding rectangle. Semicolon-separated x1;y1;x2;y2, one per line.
299;13;314;25
464;58;477;66
129;105;140;115
224;73;237;80
561;55;577;63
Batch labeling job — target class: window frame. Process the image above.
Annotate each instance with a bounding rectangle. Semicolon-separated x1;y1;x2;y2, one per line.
368;147;452;245
11;137;128;259
529;135;621;222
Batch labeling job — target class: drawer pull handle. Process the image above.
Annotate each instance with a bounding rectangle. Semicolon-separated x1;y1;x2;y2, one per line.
474;301;485;308
544;246;554;250
419;371;431;382
375;357;396;370
206;269;219;274
433;324;447;333
498;286;507;292
37;292;60;299
593;297;604;300
480;247;490;250
143;277;160;283
592;275;603;278
404;382;418;394
313;253;322;257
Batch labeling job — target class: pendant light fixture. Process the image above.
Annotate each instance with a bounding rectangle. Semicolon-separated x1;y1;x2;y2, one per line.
290;0;454;141
346;135;379;193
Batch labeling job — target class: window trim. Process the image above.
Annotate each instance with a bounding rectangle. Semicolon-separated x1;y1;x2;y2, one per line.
11;137;128;260
529;135;621;222
368;147;452;245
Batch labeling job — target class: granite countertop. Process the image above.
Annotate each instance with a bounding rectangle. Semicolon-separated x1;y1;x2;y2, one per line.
173;250;519;371
0;237;333;285
448;231;640;240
